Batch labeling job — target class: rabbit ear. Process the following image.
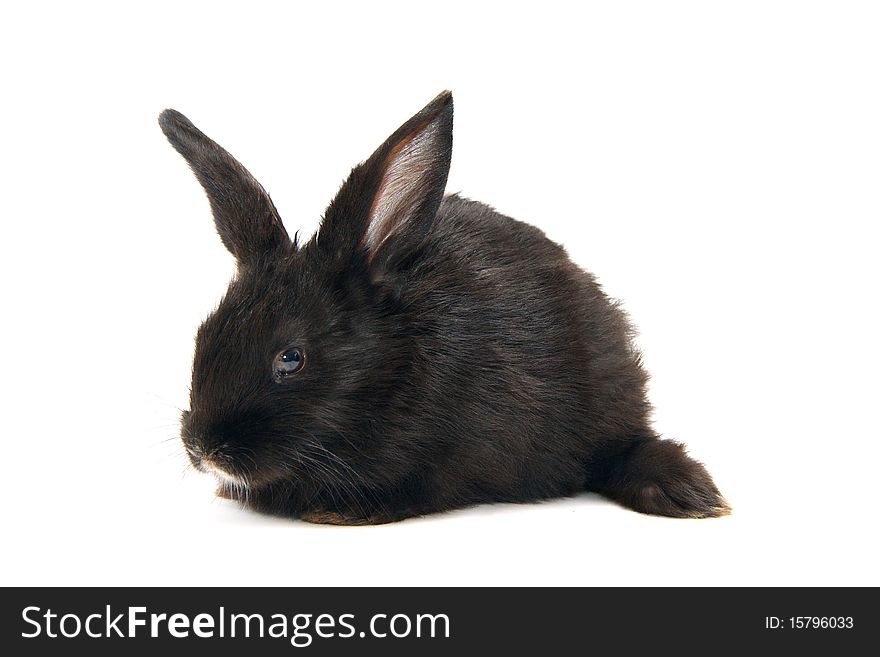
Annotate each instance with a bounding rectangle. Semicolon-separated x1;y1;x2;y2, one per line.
321;91;453;272
159;109;293;264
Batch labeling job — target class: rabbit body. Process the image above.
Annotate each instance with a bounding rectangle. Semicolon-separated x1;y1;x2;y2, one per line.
162;92;728;523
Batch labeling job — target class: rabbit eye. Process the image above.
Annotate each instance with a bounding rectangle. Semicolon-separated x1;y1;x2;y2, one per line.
274;348;305;378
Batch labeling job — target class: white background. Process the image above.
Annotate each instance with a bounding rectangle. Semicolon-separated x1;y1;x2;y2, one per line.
2;1;878;586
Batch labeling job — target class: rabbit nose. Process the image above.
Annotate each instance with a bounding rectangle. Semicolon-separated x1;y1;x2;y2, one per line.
180;410;235;461
180;410;211;462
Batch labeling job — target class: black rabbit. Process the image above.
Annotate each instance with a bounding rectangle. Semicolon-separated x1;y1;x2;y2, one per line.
160;91;729;524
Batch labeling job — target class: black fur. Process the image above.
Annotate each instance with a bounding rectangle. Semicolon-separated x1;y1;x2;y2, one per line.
160;91;729;524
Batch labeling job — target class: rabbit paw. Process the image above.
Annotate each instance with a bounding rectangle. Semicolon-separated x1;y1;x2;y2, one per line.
599;438;731;518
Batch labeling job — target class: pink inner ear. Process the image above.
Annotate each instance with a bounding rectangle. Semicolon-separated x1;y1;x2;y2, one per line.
364;118;444;256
